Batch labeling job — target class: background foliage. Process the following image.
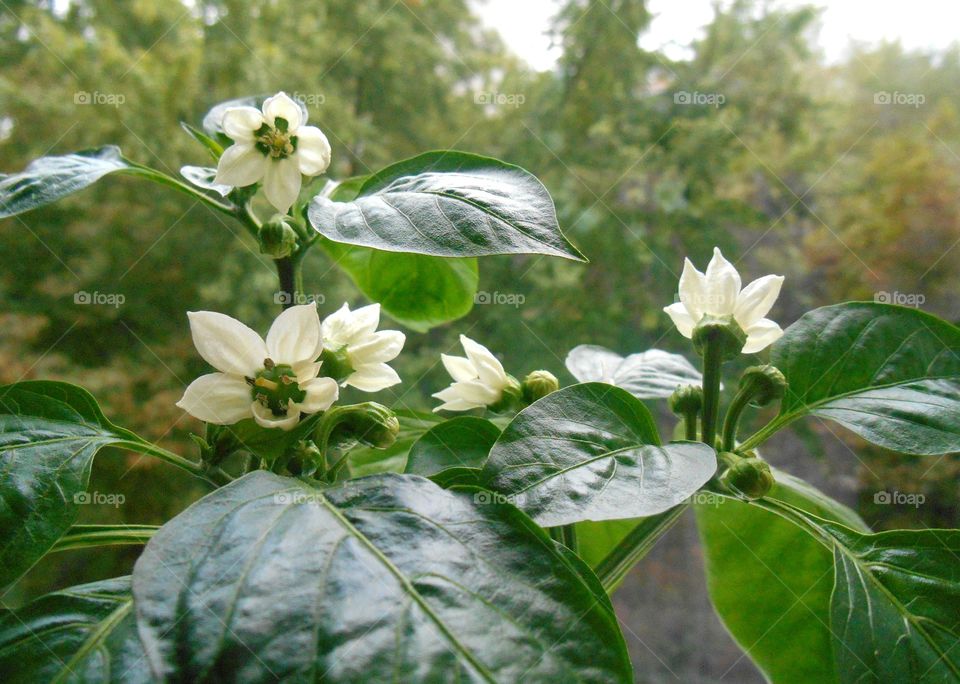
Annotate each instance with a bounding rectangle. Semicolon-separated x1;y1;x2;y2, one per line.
2;0;958;680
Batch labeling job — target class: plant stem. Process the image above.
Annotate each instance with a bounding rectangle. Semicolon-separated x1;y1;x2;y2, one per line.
683;412;698;441
595;506;687;592
721;386;754;451
117;440;232;486
700;341;724;448
52;525;158;553
126;164;236;214
276;256;297;309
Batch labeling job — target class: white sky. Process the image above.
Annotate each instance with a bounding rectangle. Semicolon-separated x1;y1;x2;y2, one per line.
473;0;960;71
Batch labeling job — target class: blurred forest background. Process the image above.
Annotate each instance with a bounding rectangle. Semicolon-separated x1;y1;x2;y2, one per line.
2;0;959;680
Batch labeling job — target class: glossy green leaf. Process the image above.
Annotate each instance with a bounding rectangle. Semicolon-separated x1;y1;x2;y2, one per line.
179;165;230;197
696;472;868;684
132;471;632;682
0;147;132;218
318;238;478;332
179;121;223;160
308;150;585;261
0;381;147;587
482;382;716;527
404;416;500;477
819;522;960;682
565;345;702;398
0;576;150;683
747;303;960;455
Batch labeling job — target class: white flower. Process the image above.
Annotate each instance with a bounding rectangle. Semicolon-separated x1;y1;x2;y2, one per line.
320;303;405;392
177;304;339;431
664;247;785;354
433;335;511;412
213;92;332;214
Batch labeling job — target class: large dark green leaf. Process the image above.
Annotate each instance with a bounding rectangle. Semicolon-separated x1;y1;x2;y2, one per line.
0;147;132;218
307;151;585;261
0;576;150;683
749;303;960;455
404;416;500;477
696;473;868;684
318;238;478;332
482;383;716;527
0;382;146;587
565;345;702;398
132;471;632;682
821;523;960;682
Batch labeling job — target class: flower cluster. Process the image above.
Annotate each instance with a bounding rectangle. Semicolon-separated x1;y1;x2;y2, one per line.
178;303;403;431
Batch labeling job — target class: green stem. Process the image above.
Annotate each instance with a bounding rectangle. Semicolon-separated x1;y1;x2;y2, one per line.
737;416;791;452
595;506;687;592
116;440;232;486
52;525;158;552
126;164;236;214
276;257;297;309
683;412;698;441
721;386;754;451
700;341;724;448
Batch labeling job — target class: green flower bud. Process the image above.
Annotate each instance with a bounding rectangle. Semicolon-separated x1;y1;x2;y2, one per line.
669;385;703;416
692;314;747;361
322;402;400;449
719;453;775;500
258;215;300;258
522;370;559;403
738;365;787;407
285;440;324;477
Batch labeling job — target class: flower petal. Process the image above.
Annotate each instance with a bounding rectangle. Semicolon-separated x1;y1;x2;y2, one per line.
187;311;267;375
734;274;784;329
214;144;266;188
299;377;339;413
262;158;302;214
262;92;302;131
459;335;507;388
432;395;480;412
319;303;353;348
703;247;741;315
293;361;323;384
663;302;697;339
441;354;477;382
347;304;382;339
251;400;300;431
265;303;321;366
176;373;252;425
742;318;784;354
449;379;502;405
296;126;332;176
221;106;264;142
348;330;405;365
678;257;708;319
345;364;401;392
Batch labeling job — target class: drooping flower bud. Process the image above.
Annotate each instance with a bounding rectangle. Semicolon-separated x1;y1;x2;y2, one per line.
738;365;787;407
258;215;300;258
669;385;703;416
522;370;560;403
285;439;324;477
719;453;775;500
319;402;400;449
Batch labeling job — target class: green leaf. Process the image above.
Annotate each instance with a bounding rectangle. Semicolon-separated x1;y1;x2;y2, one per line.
0;146;132;218
0;381;147;587
132;471;632;682
179;166;230;197
318;238;478;332
747;303;960;455
404;416;500;477
307;150;585;261
565;345;702;398
179;121;224;160
696;472;868;684
482;382;716;527
817;522;960;681
0;576;150;683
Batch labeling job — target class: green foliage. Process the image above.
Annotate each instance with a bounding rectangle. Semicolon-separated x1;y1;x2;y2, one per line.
404;415;500;476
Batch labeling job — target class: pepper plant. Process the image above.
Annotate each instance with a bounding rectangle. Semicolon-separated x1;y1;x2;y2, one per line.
0;92;958;683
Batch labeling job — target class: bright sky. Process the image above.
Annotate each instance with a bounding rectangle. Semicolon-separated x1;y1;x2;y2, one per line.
473;0;960;71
